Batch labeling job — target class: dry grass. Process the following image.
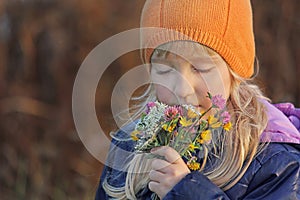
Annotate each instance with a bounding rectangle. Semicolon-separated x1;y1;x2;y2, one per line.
0;0;298;199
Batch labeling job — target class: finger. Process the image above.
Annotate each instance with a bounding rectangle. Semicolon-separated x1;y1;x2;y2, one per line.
148;180;160;193
149;169;165;182
151;146;181;164
148;180;166;199
151;158;170;171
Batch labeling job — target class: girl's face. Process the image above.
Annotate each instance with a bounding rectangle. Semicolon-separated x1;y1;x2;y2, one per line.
150;41;231;112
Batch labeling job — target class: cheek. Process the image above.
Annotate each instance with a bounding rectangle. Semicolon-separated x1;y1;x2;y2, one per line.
151;72;177;104
154;84;174;103
219;67;231;99
200;68;231;100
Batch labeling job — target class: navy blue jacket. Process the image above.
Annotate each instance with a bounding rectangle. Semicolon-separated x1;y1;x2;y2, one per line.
95;102;300;199
95;137;300;199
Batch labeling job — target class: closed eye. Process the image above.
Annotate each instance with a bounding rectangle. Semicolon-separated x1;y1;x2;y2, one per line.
192;65;214;73
156;69;173;74
152;63;175;75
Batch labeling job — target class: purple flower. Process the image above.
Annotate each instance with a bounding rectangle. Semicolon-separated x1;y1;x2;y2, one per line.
146;102;156;114
164;106;180;121
211;95;226;110
176;105;183;116
221;111;231;124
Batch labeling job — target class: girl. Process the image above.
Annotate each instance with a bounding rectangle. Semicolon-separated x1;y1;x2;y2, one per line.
96;0;300;199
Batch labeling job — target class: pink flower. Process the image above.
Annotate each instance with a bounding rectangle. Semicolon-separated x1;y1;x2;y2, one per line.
221;111;231;124
176;105;183;116
146;102;156;114
164;106;180;121
211;95;226;110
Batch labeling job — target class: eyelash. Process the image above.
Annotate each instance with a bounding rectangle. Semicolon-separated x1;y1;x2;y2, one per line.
192;66;212;73
154;66;212;75
154;65;174;75
156;69;173;74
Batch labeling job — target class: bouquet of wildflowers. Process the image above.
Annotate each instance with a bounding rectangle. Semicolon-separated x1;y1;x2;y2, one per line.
131;93;232;171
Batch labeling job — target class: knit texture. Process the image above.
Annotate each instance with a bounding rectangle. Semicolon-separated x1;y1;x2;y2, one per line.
140;0;255;78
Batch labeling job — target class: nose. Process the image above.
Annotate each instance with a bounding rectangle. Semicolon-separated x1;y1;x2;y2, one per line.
173;72;196;103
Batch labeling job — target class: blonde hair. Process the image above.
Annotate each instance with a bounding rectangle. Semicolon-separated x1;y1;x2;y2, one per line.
103;44;268;199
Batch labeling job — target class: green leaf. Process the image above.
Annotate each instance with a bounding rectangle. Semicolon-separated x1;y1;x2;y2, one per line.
207;92;212;99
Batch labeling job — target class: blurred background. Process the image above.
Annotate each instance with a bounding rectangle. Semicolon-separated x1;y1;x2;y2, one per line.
0;0;299;199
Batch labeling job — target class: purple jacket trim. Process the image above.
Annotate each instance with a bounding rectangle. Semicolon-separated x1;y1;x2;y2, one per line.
274;102;300;131
260;101;300;144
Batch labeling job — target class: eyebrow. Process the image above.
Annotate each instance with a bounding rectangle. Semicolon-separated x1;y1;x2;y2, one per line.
151;57;215;67
188;56;214;64
151;58;173;65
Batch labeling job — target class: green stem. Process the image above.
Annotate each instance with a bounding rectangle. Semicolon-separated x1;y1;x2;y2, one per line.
190;106;213;144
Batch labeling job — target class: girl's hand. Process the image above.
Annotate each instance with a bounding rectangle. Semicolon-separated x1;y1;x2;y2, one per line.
148;146;191;199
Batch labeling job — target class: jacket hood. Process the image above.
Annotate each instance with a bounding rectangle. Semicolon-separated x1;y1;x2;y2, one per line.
260;100;300;144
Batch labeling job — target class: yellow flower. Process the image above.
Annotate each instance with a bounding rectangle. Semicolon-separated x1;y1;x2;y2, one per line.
188;143;198;152
180;117;193;127
131;130;140;141
201;130;212;143
208;115;221;128
211;122;221;128
223;122;232;131
162;123;168;131
187;161;200;171
187;108;198;119
197;138;204;144
168;123;176;132
208;115;217;124
162;123;176;132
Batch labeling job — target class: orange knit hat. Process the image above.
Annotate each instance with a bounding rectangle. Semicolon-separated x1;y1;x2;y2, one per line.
140;0;255;78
